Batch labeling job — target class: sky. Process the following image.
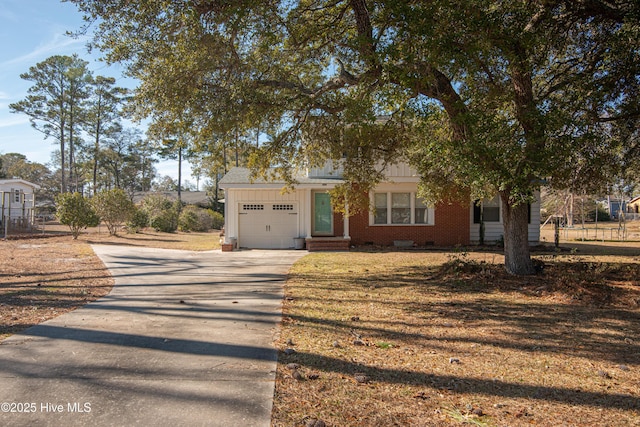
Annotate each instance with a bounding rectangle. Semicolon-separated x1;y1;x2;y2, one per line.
0;0;193;185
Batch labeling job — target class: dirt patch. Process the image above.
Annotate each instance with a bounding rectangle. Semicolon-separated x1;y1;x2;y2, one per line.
0;236;113;340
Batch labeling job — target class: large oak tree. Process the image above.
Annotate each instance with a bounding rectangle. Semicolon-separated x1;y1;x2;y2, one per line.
68;0;639;274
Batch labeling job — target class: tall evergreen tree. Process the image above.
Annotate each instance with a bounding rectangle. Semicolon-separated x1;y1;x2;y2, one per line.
10;54;92;193
83;75;129;195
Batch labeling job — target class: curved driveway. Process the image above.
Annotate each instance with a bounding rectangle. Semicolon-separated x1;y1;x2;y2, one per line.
0;246;305;427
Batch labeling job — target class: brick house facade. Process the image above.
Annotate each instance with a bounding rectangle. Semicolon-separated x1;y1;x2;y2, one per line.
219;163;539;251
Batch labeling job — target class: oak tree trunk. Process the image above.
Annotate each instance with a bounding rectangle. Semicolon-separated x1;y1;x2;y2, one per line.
501;193;536;275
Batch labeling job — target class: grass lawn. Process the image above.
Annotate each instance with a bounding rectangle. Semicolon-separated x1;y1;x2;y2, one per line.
273;248;640;426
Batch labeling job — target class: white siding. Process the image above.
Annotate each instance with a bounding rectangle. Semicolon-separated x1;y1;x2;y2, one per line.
378;162;419;179
307;160;344;178
307;161;418;181
0;181;38;223
229;189;299;202
469;193;541;244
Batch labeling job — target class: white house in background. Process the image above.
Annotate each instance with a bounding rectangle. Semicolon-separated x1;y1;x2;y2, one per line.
219;161;540;251
0;179;40;232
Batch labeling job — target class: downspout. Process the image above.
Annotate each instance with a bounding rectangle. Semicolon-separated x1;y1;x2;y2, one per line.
21;191;26;230
222;187;231;246
594;199;598;240
479;201;485;245
32;189;37;231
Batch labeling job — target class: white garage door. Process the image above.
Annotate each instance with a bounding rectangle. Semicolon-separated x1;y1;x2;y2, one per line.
238;203;299;249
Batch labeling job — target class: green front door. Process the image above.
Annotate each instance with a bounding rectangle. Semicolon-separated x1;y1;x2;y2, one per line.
313;192;333;235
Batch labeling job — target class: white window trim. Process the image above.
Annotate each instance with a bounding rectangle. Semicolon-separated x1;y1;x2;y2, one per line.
369;191;435;226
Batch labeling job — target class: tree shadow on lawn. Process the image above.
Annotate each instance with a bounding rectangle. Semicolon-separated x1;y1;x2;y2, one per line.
287;296;640;367
280;349;640;411
549;242;640;257
283;256;640;412
406;299;639;365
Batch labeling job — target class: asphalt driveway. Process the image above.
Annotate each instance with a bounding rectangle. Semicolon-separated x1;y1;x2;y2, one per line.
0;245;305;427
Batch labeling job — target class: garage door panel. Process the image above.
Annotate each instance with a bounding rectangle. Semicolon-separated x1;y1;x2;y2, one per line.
238;203;298;249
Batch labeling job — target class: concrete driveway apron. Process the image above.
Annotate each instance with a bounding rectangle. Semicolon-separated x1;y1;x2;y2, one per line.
0;246;305;427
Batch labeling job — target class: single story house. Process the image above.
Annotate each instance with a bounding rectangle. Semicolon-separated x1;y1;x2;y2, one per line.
219;162;540;251
0;179;40;231
132;191;212;207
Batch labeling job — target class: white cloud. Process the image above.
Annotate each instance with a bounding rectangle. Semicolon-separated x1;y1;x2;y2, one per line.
1;31;88;69
0;115;29;128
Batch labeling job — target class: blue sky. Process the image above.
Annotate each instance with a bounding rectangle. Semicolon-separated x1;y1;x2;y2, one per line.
0;0;191;184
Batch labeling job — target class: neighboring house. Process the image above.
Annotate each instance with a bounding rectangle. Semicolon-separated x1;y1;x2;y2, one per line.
219;162;540;251
0;179;40;231
132;191;212;207
603;197;627;220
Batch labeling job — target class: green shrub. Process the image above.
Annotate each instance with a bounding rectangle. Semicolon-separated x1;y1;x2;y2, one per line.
178;206;200;231
208;210;224;230
589;206;610;222
126;206;149;233
55;192;100;239
141;195;180;232
179;205;214;232
92;189;136;236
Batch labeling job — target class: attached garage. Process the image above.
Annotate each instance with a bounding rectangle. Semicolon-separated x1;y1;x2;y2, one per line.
237;202;299;249
219;167;349;251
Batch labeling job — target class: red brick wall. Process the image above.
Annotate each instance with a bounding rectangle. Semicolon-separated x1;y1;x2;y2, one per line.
338;199;470;247
334;212;344;237
432;200;471;246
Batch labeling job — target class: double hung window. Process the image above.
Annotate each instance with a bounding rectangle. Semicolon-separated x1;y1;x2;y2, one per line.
373;192;433;225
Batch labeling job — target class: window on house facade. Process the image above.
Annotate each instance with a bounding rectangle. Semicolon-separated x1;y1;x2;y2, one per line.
373;192;433;225
415;197;429;224
391;193;411;224
374;193;388;224
473;196;500;223
473;196;532;224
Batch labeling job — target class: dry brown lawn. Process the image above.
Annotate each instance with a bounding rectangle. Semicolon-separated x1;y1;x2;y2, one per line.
0;223;221;341
273;245;640;426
